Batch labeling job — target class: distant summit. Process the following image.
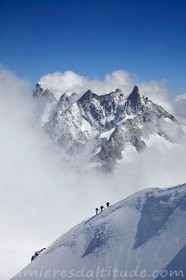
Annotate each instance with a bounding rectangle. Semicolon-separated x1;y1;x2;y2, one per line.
126;85;142;113
33;83;184;171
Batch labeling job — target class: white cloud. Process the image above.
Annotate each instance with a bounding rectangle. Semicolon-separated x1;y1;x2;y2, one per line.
39;71;87;98
115;138;186;194
39;70;135;99
174;93;186;122
139;80;174;113
0;64;30;96
39;70;177;115
176;93;186;100
0;66;186;279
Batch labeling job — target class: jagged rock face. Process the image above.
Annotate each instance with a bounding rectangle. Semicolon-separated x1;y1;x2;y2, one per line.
33;84;184;171
33;83;57;125
94;126;125;172
125;85;142;114
77;89;126;130
33;82;56;106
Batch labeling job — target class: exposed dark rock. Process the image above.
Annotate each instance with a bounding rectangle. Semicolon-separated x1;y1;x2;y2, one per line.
33;83;184;172
126;85;142;114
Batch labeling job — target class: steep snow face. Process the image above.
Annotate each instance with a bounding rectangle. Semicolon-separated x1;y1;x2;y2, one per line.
33;84;185;171
12;183;186;280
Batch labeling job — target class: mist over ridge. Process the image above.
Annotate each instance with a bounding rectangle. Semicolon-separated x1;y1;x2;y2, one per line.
0;66;186;279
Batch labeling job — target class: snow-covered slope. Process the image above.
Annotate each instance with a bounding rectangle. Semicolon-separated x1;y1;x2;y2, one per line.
12;183;186;280
33;84;185;171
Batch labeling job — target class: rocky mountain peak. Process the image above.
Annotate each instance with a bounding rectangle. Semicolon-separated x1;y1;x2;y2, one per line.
33;82;56;102
78;89;97;104
126;85;142;114
133;85;139;93
33;82;43;97
115;88;121;92
33;83;184;172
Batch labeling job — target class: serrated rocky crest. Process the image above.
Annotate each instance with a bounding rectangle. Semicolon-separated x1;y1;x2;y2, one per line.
33;84;184;171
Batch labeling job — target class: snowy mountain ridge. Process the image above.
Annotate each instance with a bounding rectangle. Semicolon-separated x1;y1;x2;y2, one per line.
12;183;186;280
33;83;184;171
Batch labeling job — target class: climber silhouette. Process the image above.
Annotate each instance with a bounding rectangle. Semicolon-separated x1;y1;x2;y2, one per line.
106;202;110;207
95;208;99;215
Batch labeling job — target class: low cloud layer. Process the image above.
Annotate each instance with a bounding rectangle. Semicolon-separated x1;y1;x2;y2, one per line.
0;66;186;279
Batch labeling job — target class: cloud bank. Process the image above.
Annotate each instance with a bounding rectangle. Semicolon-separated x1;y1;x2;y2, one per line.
0;66;186;279
39;70;134;97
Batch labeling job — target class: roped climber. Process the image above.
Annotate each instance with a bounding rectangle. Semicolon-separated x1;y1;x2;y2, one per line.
95;208;99;215
106;202;110;207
